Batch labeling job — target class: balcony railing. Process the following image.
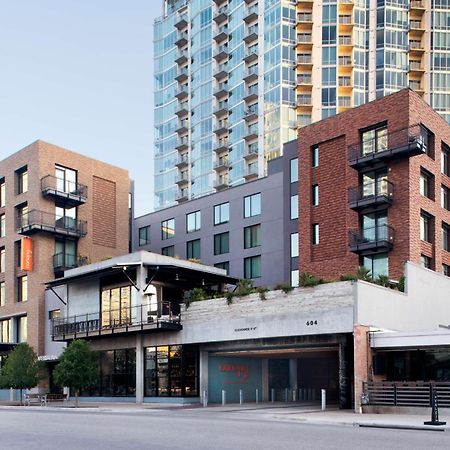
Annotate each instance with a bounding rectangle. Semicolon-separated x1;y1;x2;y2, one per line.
298;75;312;85
17;209;87;238
297;13;312;22
51;302;182;340
339;16;353;25
297;54;312;64
53;253;89;271
410;0;425;8
349;224;395;253
348;180;394;211
41;175;87;206
348;124;428;168
297;34;312;43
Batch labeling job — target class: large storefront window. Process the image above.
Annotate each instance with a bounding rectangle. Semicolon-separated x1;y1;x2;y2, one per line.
101;286;132;327
144;345;198;397
82;348;136;397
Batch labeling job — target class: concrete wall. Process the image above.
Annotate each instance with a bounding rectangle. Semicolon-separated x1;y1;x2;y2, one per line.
44;286;67;358
355;262;450;331
67;278;100;317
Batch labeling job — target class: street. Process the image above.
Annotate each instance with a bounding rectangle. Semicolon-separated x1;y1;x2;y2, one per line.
0;406;448;450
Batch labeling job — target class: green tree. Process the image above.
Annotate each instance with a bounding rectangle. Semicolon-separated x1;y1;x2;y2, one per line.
0;343;41;405
53;340;98;407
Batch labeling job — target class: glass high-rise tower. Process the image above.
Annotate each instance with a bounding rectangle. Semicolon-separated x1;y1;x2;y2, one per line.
154;0;449;210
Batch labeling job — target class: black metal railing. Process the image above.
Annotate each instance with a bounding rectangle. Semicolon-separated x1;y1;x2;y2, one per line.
53;253;89;270
349;224;395;250
17;209;87;237
363;382;450;408
41;175;87;201
348;179;394;205
348;124;428;163
51;302;181;338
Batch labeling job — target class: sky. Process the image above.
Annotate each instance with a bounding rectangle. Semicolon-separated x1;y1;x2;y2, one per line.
0;0;162;216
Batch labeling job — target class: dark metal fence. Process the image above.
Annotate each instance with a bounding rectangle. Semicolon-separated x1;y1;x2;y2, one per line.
41;174;88;199
348;179;394;204
363;382;450;408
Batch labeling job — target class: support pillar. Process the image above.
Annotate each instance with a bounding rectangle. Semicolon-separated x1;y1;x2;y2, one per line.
289;358;298;391
338;335;353;410
199;350;209;405
353;325;371;413
262;359;269;402
135;334;144;404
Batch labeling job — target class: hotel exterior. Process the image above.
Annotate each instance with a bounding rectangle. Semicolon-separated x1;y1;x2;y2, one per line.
0;140;130;395
154;0;449;209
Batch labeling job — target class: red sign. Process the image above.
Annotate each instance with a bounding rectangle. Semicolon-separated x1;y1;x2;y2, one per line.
219;363;249;384
20;237;33;271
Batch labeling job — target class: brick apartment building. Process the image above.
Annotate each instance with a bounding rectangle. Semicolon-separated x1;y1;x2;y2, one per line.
299;89;450;281
0;140;130;361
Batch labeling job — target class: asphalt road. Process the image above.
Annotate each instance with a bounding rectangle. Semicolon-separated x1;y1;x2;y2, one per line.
0;407;448;450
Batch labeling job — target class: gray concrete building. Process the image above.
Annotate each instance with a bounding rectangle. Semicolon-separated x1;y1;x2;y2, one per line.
134;140;299;287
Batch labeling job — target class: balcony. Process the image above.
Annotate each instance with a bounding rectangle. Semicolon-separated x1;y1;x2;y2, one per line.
410;0;425;9
244;47;258;63
214;26;229;43
409;20;425;32
214;6;228;24
174;13;188;30
298;74;312;86
297;54;312;65
243;65;258;82
297;13;313;23
348;124;428;169
339;15;353;28
214;63;229;80
214;121;229;135
213;139;228;154
214;44;228;62
243;25;258;44
53;253;89;272
244;4;258;23
175;31;188;47
339;56;352;67
175;137;189;152
244;165;258;181
176;119;189;135
51;302;182;341
176;189;189;202
214;177;229;190
175;85;188;100
214;82;229;98
244;104;258;121
17;209;87;238
338;76;352;87
175;50;188;65
409;61;425;73
297;34;312;45
349;224;395;254
338;97;351;108
409;40;424;52
244;124;258;141
175;152;189;168
175;68;188;83
339;36;353;47
214;156;230;171
297;95;312;106
244;143;258;160
175;172;189;187
244;86;258;102
214;101;229;118
175;102;189;117
41;175;87;207
348;180;394;211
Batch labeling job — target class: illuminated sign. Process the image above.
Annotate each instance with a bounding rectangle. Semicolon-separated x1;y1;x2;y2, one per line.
20;237;33;271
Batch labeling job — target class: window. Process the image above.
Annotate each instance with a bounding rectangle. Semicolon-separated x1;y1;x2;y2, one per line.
291;270;299;287
442;144;450;176
0;281;4;306
214;261;230;275
311;146;319;167
290;195;299;219
186;239;201;260
244;193;261;218
161;219;175;240
420;168;434;199
0;247;5;273
443;264;450;277
419;125;432;157
49;309;61;320
312;185;319;206
420;212;433;243
363;253;389;278
244;255;261;279
290;158;298;183
0;178;5;207
291;233;299;258
138;226;151;246
214;232;229;255
101;286;131;327
17;275;28;302
16;166;28;194
421;254;432;269
0;319;11;343
16;203;28;229
312;224;320;245
214;202;229;225
0;214;5;237
15;240;22;268
162;246;175;257
361;125;387;155
442;222;450;251
186;211;201;233
244;224;261;249
17;316;27;343
442;185;450;211
55;165;77;194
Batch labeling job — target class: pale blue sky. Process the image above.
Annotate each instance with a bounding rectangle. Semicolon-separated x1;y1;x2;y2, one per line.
0;1;161;216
